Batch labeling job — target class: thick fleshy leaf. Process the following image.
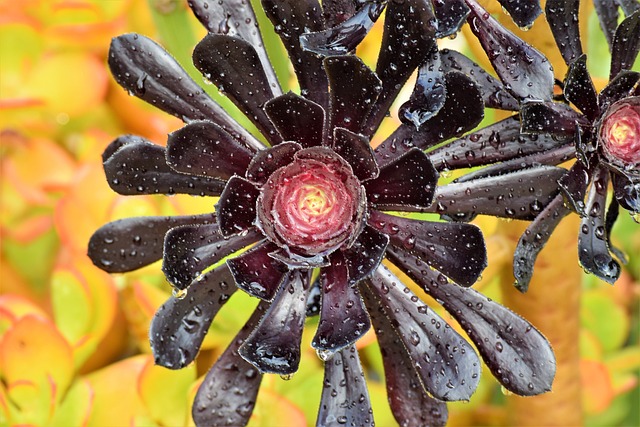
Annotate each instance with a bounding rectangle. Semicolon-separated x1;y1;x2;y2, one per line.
594;0;619;49
439;48;519;111
558;160;590;215
365;0;437;136
239;271;310;374
610;10;640;79
88;213;215;273
432;0;469;37
333;128;379;181
513;194;570;292
192;302;266;427
363;265;481;401
325;55;382;133
162;223;261;289
546;0;582;65
429;116;562;171
245;142;301;184
365;148;437;211
371;210;486;287
612;172;640;213
306;278;322;317
430;166;566;221
193;34;280;143
375;71;484;164
264;92;325;147
226;240;288;300
188;0;282;94
149;265;237;369
322;0;359;27
598;70;640;112
300;2;385;56
619;0;640;15
578;166;621;283
564;55;599;120
366;299;448;427
342;225;389;285
399;48;446;130
261;0;328;107
465;0;554;101
498;0;542;28
166;121;254;180
316;346;374;427
520;101;587;136
103;135;226;196
216;176;260;236
409;263;555;395
604;198;628;262
312;253;371;353
108;34;260;149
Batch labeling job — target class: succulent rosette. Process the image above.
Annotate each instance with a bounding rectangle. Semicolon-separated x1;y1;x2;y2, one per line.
416;0;639;290
88;0;556;425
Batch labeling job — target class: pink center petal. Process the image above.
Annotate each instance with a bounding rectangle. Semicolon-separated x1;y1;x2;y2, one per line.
600;99;640;165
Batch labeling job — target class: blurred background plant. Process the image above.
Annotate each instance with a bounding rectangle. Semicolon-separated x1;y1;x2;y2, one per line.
0;0;638;426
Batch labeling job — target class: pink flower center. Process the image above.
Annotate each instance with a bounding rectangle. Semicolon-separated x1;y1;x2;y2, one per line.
600;99;640;165
257;147;365;257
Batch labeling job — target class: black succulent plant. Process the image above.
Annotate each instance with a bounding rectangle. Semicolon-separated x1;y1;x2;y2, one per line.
418;0;639;291
88;0;556;425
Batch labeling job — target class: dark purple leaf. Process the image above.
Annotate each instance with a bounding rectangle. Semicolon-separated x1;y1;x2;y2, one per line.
108;34;261;150
513;194;570;292
366;298;448;427
193;34;281;144
316;346;374;427
264;92;325;147
371;210;487;287
166;121;254;180
187;0;281;94
604;197;629;262
300;2;385;56
429;115;566;171
377;71;484;163
429;166;566;221
619;0;640;15
558;160;590;215
312;253;371;353
520;101;587;136
103;135;226;196
546;0;582;65
612;172;640;213
363;265;481;401
399;47;446;130
364;148;438;211
342;225;389;285
432;0;469;37
324;55;382;133
365;0;437;137
162;223;261;290
564;55;599;120
245;142;301;184
306;278;322;317
269;248;330;269
261;0;329;107
498;0;542;29
322;0;359;27
439;49;520;111
150;264;237;369
611;10;640;79
88;213;215;273
216;176;260;237
594;0;620;49
226;240;288;301
598;70;640;111
424;268;556;395
239;270;310;374
333;128;379;181
192;301;266;427
465;0;554;102
579;166;621;283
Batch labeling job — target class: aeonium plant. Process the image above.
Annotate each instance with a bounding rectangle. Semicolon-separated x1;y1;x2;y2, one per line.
88;0;556;426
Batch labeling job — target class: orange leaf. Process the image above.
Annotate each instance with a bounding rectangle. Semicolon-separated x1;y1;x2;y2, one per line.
581;359;614;415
